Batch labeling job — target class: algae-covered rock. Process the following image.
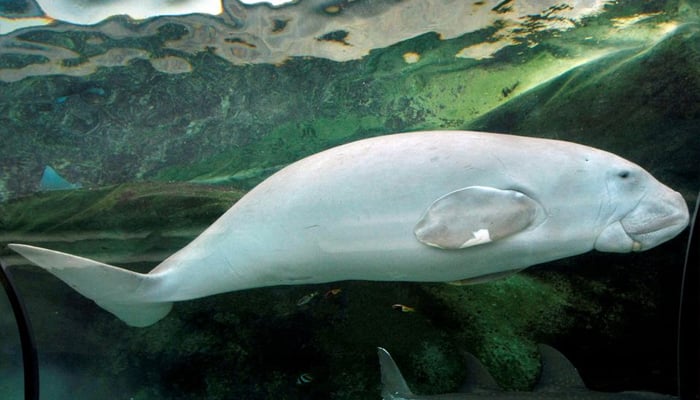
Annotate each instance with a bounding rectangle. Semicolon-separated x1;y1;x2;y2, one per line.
0;182;243;263
419;275;572;389
470;24;700;201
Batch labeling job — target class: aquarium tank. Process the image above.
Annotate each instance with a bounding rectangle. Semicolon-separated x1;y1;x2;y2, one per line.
0;0;698;399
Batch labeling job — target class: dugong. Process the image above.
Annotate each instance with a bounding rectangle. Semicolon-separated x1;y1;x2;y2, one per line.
8;131;689;327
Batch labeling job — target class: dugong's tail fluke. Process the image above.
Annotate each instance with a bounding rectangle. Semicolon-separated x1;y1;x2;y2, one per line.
7;244;172;327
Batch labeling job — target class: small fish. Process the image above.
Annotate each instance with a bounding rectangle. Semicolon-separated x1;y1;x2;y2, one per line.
296;372;314;385
501;81;520;98
296;291;319;306
392;304;416;313
39;166;82;191
55;86;106;104
83;87;106;96
324;288;342;298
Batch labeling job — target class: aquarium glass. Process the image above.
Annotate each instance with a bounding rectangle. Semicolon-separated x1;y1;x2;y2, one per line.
0;279;23;398
1;0;698;399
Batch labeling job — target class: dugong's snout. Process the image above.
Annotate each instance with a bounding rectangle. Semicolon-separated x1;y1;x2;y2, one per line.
595;188;689;253
620;189;689;251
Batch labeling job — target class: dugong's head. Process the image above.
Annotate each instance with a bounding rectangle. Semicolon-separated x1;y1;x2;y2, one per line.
594;161;689;253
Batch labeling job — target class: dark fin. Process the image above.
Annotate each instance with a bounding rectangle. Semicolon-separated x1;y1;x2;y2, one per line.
377;347;415;398
534;344;587;392
458;351;501;393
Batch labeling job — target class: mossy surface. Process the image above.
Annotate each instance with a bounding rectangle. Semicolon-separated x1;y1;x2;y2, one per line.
469;24;700;200
0;182;241;233
420;275;572;389
0;183;242;265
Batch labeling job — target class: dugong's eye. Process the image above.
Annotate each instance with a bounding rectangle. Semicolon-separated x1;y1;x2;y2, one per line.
617;170;630;179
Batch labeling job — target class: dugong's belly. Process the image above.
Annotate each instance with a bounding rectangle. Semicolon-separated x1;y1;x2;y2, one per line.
203;132;600;287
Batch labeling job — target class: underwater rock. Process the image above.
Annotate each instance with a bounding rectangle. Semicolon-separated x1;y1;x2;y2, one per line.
469;24;700;200
0;182;242;264
0;6;693;202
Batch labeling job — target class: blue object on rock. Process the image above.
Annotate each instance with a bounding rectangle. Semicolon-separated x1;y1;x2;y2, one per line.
39;166;82;191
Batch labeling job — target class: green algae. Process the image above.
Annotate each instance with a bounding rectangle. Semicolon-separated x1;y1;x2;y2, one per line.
162;114;385;186
2;3;691;201
409;339;464;393
469;25;700;200
420;274;573;390
0;182;243;264
0;182;241;234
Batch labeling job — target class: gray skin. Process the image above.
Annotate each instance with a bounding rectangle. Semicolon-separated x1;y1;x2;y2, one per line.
378;345;678;400
8;131;689;326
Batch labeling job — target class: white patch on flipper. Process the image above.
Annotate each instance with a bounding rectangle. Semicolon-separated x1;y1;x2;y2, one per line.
460;229;492;248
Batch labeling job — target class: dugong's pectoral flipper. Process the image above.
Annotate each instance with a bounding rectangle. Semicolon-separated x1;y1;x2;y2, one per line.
414;186;540;249
8;244;172;327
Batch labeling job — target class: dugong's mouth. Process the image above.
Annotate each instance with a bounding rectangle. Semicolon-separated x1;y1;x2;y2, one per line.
595;190;689;253
620;190;689;251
